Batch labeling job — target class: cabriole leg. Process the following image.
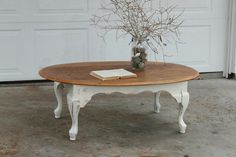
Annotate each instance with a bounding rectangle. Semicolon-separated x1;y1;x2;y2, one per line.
178;91;189;133
67;86;81;141
54;82;63;119
68;100;80;141
154;92;161;113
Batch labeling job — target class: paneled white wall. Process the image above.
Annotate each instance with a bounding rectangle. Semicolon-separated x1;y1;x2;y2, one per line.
152;0;228;72
0;0;228;81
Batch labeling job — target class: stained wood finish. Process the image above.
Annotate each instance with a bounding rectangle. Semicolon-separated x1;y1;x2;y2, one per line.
39;62;199;86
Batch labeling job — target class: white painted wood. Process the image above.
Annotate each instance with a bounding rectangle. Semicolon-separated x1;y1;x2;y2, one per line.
154;92;161;113
54;82;64;119
66;84;81;141
54;81;190;141
178;90;189;133
0;0;228;81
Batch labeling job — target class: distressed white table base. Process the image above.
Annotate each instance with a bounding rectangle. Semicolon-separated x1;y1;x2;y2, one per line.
54;82;189;141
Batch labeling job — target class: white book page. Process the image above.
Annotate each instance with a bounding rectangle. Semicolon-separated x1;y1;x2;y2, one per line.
111;69;136;77
92;69;136;78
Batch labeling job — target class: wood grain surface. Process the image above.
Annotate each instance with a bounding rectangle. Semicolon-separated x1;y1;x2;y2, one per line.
39;61;199;86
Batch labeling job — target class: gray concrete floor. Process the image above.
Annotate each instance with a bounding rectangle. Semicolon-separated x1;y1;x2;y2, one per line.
0;79;236;157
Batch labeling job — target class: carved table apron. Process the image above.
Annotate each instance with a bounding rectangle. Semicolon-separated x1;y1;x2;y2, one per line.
39;62;199;141
54;81;189;140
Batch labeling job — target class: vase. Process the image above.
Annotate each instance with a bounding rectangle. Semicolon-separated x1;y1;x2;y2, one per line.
131;39;148;70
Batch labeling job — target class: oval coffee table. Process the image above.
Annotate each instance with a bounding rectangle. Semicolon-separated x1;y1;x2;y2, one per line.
39;61;199;140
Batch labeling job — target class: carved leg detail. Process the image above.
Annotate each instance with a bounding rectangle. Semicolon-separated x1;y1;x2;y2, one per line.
66;86;81;141
154;92;161;113
68;100;80;141
178;91;189;133
54;82;63;119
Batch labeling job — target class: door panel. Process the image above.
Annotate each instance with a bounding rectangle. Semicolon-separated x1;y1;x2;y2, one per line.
37;0;87;11
167;0;212;11
34;27;89;69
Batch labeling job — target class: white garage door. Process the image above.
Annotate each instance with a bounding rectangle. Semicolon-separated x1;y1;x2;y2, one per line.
0;0;228;81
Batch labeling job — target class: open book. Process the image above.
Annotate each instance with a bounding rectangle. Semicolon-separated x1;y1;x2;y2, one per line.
90;69;137;81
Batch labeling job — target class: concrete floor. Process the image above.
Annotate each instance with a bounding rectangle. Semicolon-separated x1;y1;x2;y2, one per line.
0;79;236;157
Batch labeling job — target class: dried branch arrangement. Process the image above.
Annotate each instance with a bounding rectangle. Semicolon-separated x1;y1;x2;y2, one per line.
91;0;184;55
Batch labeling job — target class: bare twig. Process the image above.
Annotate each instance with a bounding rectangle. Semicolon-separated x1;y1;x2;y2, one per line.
91;0;184;57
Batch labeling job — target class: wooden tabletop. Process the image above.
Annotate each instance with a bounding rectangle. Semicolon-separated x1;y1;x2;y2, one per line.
39;61;199;86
